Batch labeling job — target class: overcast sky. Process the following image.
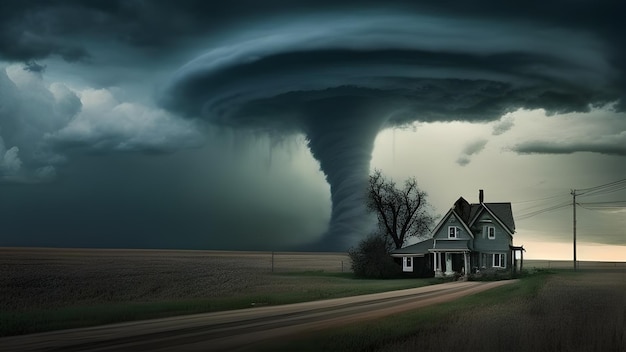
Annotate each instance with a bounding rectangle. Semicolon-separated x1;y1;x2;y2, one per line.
0;1;624;259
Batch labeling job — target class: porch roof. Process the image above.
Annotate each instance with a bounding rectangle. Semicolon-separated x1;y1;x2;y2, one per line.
429;239;472;252
390;238;434;257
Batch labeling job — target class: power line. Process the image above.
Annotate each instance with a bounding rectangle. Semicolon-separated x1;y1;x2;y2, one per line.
577;178;626;193
513;180;625;214
512;179;624;271
579;185;626;199
516;201;571;221
512;193;570;205
577;178;626;197
568;178;625;271
578;201;626;211
516;196;571;214
578;201;626;205
579;205;626;212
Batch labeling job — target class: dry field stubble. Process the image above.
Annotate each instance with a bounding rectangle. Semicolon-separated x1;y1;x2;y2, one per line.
377;271;626;352
525;259;626;270
0;247;350;312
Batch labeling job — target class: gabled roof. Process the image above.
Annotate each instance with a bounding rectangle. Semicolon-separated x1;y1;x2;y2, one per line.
485;203;516;233
429;208;474;239
430;196;515;239
394;192;517;255
469;202;515;234
453;197;472;224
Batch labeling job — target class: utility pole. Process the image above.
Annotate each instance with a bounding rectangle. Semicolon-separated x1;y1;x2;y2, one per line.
571;189;577;271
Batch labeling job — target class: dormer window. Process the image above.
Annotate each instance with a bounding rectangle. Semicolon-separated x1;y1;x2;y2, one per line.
448;226;458;238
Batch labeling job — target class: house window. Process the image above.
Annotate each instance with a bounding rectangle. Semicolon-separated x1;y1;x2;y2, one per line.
448;226;458;238
492;253;506;268
403;257;413;272
483;226;495;239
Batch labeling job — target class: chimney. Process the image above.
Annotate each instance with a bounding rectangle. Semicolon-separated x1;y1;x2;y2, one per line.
479;189;484;203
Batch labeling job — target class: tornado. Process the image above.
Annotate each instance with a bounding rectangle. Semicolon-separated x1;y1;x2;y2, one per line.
162;12;622;249
299;97;388;249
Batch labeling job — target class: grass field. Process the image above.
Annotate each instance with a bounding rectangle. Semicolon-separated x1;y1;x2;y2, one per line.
0;247;349;310
2;247;625;351
266;271;626;351
525;259;626;270
0;247;427;336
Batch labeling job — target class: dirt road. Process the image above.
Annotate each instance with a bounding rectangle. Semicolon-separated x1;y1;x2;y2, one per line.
0;280;515;351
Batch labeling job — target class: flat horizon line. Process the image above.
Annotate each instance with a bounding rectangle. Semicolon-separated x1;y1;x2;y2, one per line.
1;246;624;263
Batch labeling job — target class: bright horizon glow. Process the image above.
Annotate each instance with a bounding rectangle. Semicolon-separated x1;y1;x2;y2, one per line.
370;110;626;262
517;241;626;262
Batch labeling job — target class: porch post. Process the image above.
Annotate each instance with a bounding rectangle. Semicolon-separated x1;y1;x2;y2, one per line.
464;251;469;277
445;253;453;276
436;252;443;277
436;252;440;271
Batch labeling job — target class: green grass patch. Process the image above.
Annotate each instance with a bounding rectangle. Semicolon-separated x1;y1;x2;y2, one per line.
278;270;356;278
263;272;552;352
0;271;434;337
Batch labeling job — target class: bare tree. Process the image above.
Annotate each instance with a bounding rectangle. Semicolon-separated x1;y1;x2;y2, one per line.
367;169;435;249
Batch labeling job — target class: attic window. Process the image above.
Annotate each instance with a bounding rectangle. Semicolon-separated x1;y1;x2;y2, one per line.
483;226;496;239
479;219;492;223
448;226;458;238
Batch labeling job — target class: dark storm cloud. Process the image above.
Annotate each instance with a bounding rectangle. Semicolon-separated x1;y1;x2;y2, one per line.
1;1;625;250
160;2;625;249
457;139;488;166
0;0;354;62
0;139;329;250
492;117;515;136
514;138;626;156
2;1;625;93
23;60;46;73
0;65;203;183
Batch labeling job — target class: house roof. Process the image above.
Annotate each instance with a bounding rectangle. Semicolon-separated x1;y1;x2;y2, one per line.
428;208;475;240
447;197;515;235
431;239;472;252
393;191;516;255
469;203;516;234
484;203;516;233
391;238;473;256
390;238;434;256
453;197;472;223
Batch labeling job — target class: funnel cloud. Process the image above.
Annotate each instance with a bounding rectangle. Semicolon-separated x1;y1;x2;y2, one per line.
0;1;624;251
162;7;624;248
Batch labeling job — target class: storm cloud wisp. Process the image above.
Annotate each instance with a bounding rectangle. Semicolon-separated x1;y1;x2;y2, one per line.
163;11;623;249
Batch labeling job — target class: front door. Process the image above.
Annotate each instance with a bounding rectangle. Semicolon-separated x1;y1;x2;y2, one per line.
452;254;464;273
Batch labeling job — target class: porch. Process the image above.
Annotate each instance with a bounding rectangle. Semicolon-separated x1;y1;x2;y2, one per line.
429;239;472;277
431;251;471;277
